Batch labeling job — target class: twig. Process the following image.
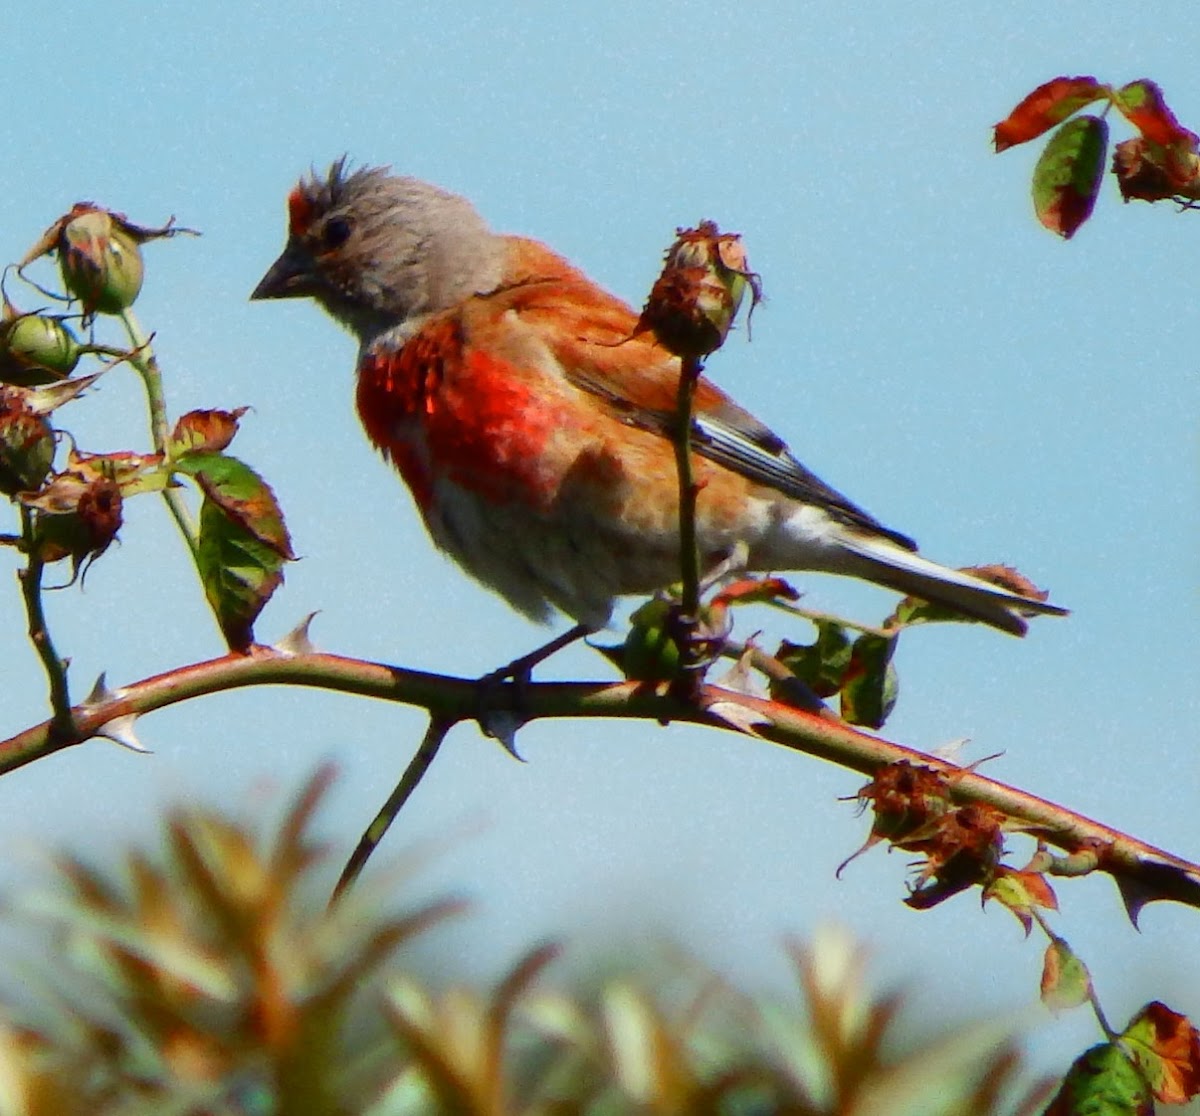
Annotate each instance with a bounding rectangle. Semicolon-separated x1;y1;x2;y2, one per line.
118;309;198;557
16;507;73;736
673;355;703;616
332;714;457;901
771;599;896;639
667;353;711;699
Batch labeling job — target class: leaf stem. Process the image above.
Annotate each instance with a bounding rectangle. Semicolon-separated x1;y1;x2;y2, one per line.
1034;911;1116;1040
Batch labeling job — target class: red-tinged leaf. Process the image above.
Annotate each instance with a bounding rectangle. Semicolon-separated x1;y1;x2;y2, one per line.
1120;1001;1200;1105
983;867;1058;936
1040;939;1092;1013
704;576;796;649
994;76;1110;152
175;452;294;651
1043;1043;1152;1115
194;498;282;651
710;575;799;610
176;451;293;561
964;563;1051;602
1114;80;1197;148
839;630;898;729
169;407;248;457
68;448;170;497
1032;115;1109;238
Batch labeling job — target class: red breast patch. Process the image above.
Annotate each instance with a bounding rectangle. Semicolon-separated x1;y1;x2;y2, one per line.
357;318;573;510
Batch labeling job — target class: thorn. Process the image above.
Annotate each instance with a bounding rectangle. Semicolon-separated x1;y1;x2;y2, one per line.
705;699;772;737
82;672;125;709
712;648;765;698
95;713;148;753
275;611;320;656
931;737;972;765
481;709;527;761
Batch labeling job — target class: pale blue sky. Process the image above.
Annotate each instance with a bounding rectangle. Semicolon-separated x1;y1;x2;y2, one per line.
3;1;1198;1093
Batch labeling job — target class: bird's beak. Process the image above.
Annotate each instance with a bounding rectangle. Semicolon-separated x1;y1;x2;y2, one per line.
250;245;316;300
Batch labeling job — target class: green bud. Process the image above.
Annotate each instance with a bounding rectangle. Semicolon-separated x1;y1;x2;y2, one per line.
622;598;683;682
0;314;81;385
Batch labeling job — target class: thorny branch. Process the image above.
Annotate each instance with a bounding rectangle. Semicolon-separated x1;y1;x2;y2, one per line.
1;644;1197;915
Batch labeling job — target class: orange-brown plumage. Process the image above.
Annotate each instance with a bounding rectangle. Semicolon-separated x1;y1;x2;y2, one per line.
252;162;1067;633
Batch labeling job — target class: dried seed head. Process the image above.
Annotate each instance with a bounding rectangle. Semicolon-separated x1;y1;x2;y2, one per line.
637;221;761;359
0;389;55;496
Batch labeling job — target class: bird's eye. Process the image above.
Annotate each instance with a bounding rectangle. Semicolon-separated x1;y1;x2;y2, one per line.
322;216;352;250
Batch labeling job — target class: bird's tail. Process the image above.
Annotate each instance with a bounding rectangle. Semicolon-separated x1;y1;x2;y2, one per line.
834;532;1068;636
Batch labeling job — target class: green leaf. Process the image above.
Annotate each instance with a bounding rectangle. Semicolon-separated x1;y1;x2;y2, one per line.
1044;1042;1152;1115
1041;939;1092;1012
196;500;284;650
1032;114;1109;238
176;451;294;650
887;595;975;629
774;621;853;698
176;451;293;558
839;632;898;729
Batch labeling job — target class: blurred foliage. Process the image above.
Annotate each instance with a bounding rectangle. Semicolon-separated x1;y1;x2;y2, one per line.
0;768;1053;1115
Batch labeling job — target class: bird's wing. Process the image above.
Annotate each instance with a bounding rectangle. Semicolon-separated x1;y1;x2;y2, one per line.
491;239;916;550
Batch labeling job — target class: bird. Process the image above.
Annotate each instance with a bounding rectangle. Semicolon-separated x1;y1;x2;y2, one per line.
251;160;1066;639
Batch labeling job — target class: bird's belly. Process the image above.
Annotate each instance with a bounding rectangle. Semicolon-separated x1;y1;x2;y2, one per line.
418;473;817;628
422;476;644;628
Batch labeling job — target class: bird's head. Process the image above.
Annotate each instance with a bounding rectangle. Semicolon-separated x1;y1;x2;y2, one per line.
251;159;505;342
